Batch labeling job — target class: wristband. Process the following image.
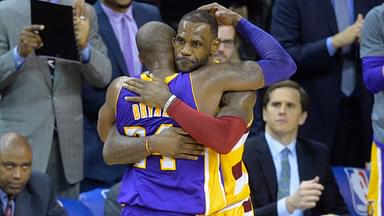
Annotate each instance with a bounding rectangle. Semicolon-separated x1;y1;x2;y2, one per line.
163;95;177;112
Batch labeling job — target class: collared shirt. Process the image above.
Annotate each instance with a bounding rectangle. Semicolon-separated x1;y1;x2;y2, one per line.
0;189;14;216
326;0;355;56
265;131;301;216
101;2;142;76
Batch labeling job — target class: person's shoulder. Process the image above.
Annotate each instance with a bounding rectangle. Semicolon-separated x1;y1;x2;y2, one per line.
109;76;133;90
132;1;159;12
28;171;51;188
0;0;21;14
366;4;384;22
132;1;161;19
297;137;329;154
106;76;132;101
244;133;265;151
23;171;52;198
0;0;16;7
245;133;264;144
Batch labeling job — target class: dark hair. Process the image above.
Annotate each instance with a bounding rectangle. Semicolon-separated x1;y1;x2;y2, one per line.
263;80;309;112
179;10;218;36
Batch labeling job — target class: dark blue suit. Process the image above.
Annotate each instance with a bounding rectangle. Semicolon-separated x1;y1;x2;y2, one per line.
270;0;380;167
81;1;161;190
244;134;349;216
8;172;67;216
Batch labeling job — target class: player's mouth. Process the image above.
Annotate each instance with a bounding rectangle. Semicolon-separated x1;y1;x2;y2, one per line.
176;57;196;70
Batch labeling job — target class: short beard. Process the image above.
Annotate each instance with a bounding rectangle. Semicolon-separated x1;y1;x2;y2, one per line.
103;0;132;11
115;2;131;10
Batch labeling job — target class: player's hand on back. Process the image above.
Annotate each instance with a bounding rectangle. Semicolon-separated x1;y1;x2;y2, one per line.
198;2;243;26
124;75;173;108
151;127;205;160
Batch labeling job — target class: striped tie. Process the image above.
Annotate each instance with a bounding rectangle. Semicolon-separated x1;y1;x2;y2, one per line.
334;0;356;96
4;198;13;216
277;148;291;200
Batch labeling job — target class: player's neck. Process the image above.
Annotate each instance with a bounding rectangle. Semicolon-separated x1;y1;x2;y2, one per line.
147;60;175;79
150;67;175;79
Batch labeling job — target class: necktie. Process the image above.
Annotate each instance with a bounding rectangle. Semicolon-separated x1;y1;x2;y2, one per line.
4;198;12;216
121;16;136;77
334;0;356;96
277;148;290;200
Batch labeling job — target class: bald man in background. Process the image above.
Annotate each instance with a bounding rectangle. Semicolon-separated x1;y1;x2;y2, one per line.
0;133;66;216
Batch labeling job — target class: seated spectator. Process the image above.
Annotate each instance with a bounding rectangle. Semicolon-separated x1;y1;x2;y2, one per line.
0;133;66;216
244;80;349;216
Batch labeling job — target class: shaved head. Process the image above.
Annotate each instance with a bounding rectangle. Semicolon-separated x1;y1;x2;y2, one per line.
0;133;32;155
0;133;32;196
136;21;176;72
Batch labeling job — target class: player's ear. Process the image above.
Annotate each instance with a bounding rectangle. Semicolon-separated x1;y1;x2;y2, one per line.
210;38;220;55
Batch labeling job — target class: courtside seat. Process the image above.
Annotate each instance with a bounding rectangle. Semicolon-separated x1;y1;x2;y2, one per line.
58;198;93;216
79;188;109;216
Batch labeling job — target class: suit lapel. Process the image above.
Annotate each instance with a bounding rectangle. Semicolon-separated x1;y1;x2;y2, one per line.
319;0;339;34
94;2;129;75
132;2;146;28
14;190;31;216
296;140;314;216
296;140;313;182
256;135;278;200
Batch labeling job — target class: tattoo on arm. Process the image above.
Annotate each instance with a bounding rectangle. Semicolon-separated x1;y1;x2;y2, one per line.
103;125;150;165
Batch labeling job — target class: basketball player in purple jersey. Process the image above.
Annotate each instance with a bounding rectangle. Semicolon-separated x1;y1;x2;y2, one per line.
99;4;296;215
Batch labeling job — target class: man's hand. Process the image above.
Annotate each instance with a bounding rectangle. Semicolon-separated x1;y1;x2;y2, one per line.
123;75;173;108
18;25;44;57
332;14;364;49
150;127;204;160
73;0;90;50
198;2;243;26
285;176;324;213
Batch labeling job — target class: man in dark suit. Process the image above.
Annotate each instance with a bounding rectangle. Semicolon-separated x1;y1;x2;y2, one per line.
244;80;349;216
270;0;382;167
0;133;66;216
80;0;162;191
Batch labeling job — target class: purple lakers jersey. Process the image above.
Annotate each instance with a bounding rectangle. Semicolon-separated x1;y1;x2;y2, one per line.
116;72;226;215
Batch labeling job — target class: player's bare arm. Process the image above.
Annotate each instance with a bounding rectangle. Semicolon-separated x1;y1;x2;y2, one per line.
97;77;129;142
103;125;204;165
197;3;296;92
97;76;151;164
124;72;256;153
98;77;204;165
217;91;256;124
